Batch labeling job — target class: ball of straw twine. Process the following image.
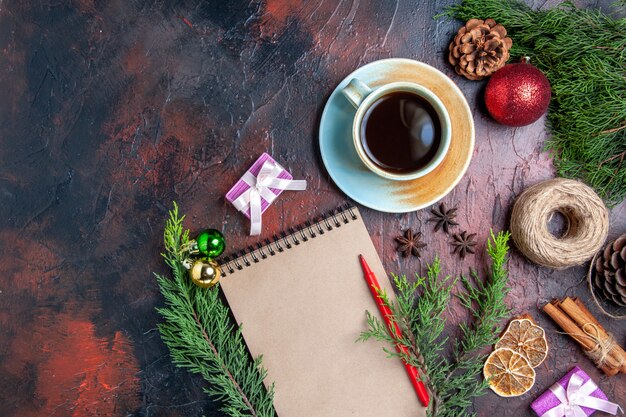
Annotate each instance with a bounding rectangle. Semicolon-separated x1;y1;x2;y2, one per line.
510;178;609;269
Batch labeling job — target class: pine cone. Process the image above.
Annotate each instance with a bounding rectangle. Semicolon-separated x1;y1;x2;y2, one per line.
593;234;626;307
448;18;512;81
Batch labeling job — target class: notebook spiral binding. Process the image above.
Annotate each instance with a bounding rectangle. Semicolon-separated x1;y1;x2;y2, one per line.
219;205;358;276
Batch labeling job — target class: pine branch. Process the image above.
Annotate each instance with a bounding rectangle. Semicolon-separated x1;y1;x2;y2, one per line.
435;231;511;415
440;0;626;204
455;231;511;361
156;203;276;417
358;260;455;410
360;231;512;417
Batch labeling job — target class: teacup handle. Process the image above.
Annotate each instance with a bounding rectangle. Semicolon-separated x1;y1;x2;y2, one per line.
342;78;372;109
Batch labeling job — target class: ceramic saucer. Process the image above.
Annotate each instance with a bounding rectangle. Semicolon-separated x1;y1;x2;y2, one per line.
319;58;475;213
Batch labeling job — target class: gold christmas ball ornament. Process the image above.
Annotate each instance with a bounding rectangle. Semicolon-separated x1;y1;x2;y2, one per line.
190;258;221;288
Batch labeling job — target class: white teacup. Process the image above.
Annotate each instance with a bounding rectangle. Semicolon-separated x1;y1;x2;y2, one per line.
342;78;451;181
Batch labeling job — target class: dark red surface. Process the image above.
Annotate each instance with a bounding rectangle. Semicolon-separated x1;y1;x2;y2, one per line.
0;1;624;416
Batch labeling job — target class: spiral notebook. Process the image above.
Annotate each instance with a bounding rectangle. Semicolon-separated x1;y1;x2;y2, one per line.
219;207;423;417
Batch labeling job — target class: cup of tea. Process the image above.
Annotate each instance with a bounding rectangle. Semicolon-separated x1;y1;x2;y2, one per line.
342;78;451;181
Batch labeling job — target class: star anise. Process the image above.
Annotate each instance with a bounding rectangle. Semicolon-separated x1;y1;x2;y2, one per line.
395;229;427;258
429;202;459;233
451;231;477;259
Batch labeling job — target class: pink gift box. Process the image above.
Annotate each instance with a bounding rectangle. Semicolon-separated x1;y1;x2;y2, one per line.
225;153;293;219
531;366;609;417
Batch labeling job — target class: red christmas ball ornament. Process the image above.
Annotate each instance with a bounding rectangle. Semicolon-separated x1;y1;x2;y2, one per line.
484;58;551;127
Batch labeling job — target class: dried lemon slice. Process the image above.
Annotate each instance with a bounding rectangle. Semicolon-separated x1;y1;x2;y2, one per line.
496;318;548;368
483;348;535;397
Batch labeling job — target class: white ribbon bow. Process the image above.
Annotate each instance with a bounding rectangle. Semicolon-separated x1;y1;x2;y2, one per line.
540;373;622;417
232;159;306;236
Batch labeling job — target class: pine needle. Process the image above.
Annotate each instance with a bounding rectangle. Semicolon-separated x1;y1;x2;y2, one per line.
360;231;512;417
157;204;512;416
156;203;276;417
441;0;626;205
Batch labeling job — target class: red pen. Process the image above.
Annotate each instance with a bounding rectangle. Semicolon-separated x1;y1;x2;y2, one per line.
359;254;430;408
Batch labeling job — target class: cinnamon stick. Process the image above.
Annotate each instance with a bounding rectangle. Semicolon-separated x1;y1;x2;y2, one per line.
543;301;618;376
562;297;626;373
570;297;626;371
571;298;600;327
544;302;594;349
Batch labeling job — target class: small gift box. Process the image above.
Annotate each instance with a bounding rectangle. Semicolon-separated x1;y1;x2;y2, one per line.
531;366;621;417
226;153;306;236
